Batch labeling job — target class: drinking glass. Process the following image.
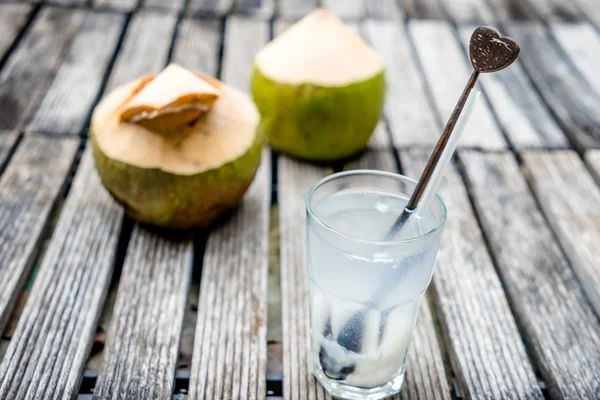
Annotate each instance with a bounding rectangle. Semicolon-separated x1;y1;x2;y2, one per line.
306;170;447;400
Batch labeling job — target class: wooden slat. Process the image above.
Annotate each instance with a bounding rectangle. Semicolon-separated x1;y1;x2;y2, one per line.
322;0;365;19
409;21;507;149
460;150;600;399
522;151;600;315
506;22;600;150
93;229;193;399
90;9;203;399
93;0;138;10
0;135;78;336
26;11;125;136
279;0;315;20
368;121;392;149
0;146;123;399
524;0;583;21
187;0;234;16
401;0;446;19
0;6;85;131
573;0;600;28
188;17;270;400
172;18;221;75
104;10;177;92
551;22;600;96
141;0;186;11
365;0;403;19
92;12;222;400
49;0;88;5
483;0;536;20
362;20;439;147
189;157;270;400
399;149;543;399
0;4;31;62
236;0;276;18
437;0;495;23
278;156;332;400
0;131;18;171
585;150;600;184
343;151;451;400
456;26;568;149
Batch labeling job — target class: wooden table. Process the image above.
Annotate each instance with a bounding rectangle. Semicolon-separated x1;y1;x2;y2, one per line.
0;0;599;399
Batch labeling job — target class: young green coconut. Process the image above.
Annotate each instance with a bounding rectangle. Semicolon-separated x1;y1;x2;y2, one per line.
91;64;263;229
252;9;385;161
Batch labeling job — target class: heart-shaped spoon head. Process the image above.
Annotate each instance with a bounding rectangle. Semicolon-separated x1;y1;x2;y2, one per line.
470;26;520;73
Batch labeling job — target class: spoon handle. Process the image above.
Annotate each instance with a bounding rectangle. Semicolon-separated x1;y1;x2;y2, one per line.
387;70;480;238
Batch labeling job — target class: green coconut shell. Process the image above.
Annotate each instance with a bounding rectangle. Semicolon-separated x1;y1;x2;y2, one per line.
252;67;385;161
91;126;263;229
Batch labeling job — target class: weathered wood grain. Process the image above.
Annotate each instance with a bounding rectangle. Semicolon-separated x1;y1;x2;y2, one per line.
362;20;440;147
483;0;536;20
343;151;452;400
401;0;446;19
220;17;269;91
0;135;78;337
506;22;600;150
93;228;193;400
0;131;18;172
187;17;270;400
365;0;403;19
522;151;600;316
93;0;138;10
0;146;124;399
141;0;186;11
551;22;600;96
236;0;276;18
187;0;234;16
399;148;543;399
0;4;31;62
279;0;315;19
526;0;583;21
49;0;88;6
399;299;451;400
367;121;392;150
171;18;221;75
322;0;365;19
439;0;495;23
409;21;507;149
585;150;600;184
573;0;600;28
68;9;195;398
460;150;600;399
26;11;125;136
0;7;85;130
278;156;332;400
456;26;568;149
189;151;270;400
104;10;177;92
93;15;221;400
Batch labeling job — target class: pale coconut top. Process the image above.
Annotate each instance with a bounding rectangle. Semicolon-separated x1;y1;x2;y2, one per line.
92;64;259;175
254;9;384;87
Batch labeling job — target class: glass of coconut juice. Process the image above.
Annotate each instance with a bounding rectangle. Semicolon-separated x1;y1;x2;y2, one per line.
306;170;446;400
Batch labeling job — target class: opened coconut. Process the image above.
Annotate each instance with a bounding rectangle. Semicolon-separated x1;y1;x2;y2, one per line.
252;9;385;161
91;64;263;229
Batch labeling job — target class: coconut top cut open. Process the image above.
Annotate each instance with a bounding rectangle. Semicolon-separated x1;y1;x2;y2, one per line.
254;9;384;87
92;64;260;175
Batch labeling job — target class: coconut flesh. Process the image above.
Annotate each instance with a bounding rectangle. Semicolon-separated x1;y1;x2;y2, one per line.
91;64;262;229
252;9;385;161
